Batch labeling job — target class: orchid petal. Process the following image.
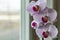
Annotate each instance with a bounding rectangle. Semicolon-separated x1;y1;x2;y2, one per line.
36;0;47;10
38;0;47;3
35;28;44;38
33;14;44;22
48;25;58;38
48;9;57;22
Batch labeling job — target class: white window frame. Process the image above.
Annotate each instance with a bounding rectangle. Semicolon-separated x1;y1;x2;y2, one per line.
20;0;29;40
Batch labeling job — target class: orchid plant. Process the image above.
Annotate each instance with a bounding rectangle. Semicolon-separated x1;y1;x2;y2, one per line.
27;0;58;39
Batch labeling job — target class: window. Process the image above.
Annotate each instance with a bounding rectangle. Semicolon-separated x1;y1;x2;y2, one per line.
0;0;20;40
0;0;20;11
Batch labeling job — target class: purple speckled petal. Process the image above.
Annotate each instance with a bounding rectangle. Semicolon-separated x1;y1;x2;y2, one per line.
38;0;47;3
35;28;44;38
48;9;57;22
33;14;44;22
48;25;58;38
36;0;47;10
27;1;39;16
31;20;40;29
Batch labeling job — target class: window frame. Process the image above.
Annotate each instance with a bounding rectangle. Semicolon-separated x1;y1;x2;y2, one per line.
20;0;29;40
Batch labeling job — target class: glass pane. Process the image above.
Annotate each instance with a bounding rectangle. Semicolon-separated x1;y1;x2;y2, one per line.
8;0;20;11
0;15;20;40
0;0;20;11
0;0;20;40
0;0;8;11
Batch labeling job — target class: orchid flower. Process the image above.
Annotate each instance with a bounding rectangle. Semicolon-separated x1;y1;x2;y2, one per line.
31;20;40;29
27;0;58;39
35;25;58;38
27;0;47;16
27;1;39;16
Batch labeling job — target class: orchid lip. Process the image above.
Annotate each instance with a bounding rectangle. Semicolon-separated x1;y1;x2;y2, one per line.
33;5;39;11
32;22;37;27
42;16;48;23
42;31;49;38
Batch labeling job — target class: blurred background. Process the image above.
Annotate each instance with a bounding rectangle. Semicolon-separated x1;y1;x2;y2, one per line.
0;0;20;40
